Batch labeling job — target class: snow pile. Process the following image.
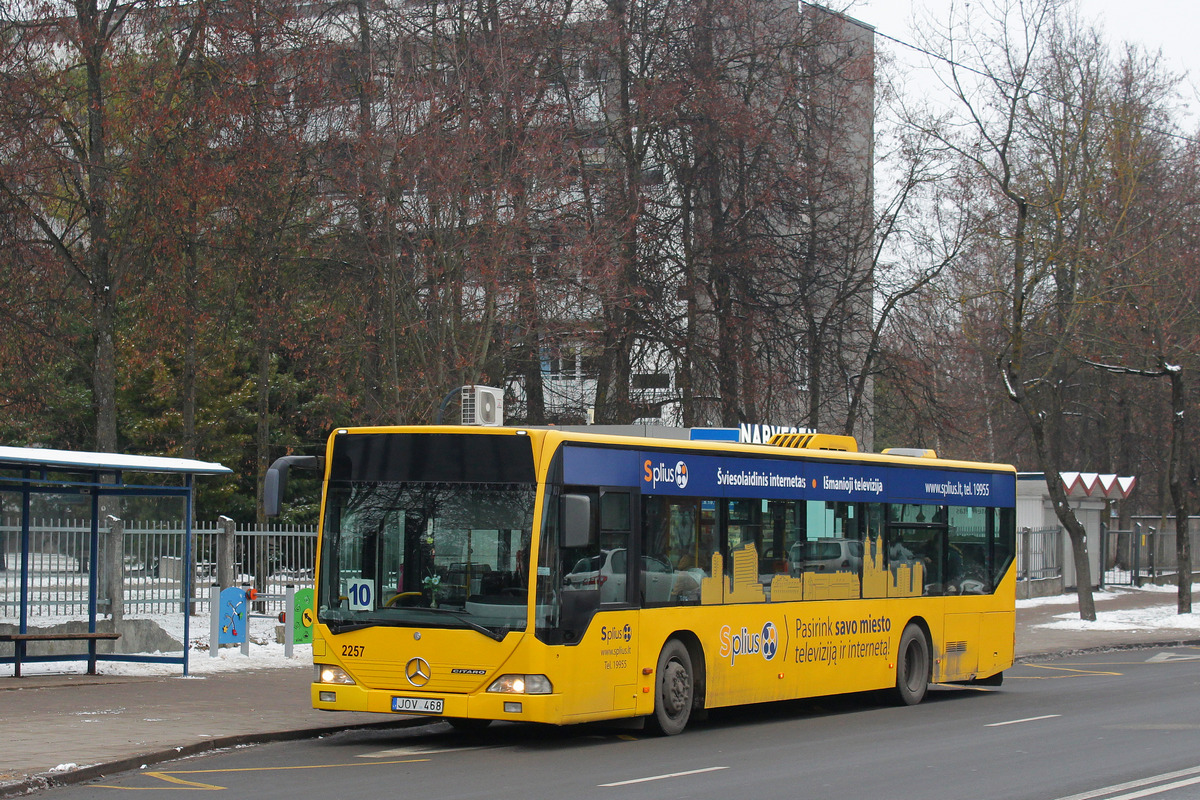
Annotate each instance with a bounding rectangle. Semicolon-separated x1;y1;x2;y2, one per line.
1021;585;1200;634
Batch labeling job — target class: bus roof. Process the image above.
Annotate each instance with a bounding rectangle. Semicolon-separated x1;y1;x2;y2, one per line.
328;425;1016;476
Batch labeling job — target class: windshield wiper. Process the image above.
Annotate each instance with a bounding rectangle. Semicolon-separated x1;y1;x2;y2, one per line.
415;608;508;642
325;610;508;641
326;617;394;634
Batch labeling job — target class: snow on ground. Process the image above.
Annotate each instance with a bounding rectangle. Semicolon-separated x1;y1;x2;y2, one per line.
1037;606;1200;633
5;583;1197;678
1;612;311;678
1020;584;1200;633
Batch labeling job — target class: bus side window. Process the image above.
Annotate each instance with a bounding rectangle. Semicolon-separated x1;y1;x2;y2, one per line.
597;491;631;604
724;499;764;597
559;489;630;606
642;496;708;606
888;526;943;596
800;501;863;600
770;500;803;577
992;507;1016;589
948;506;989;594
861;502;887;598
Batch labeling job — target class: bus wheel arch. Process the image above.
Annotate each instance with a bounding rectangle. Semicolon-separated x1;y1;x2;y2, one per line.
648;633;705;735
892;618;932;706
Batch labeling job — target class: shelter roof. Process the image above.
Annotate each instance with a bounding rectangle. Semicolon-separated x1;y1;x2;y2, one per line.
1059;471;1136;500
0;445;231;475
1019;471;1136;500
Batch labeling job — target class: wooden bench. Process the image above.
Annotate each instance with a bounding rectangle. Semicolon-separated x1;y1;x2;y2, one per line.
0;632;121;677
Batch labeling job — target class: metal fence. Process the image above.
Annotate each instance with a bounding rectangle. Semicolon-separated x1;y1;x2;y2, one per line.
1106;517;1200;587
0;518;316;618
1017;527;1061;583
1104;526;1140;586
6;516;1184;619
1017;521;1199;589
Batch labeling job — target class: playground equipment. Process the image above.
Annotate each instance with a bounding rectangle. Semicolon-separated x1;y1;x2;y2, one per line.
207;584;312;658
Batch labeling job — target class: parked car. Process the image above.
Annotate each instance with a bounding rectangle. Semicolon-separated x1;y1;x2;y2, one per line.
563;549;628;603
791;538;863;574
563;549;702;604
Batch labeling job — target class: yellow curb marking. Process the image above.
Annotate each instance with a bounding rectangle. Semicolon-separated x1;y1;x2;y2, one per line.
1010;663;1123;679
93;758;429;791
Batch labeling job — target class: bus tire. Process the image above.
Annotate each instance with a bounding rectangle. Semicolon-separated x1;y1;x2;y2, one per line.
649;639;694;735
892;623;929;706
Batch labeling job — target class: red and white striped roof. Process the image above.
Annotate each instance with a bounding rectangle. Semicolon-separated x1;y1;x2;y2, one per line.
1059;472;1136;499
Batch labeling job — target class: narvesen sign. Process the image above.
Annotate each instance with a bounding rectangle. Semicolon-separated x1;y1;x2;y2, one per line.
738;424;814;444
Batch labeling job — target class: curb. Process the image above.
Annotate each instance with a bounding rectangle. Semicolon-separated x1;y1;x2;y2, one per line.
0;717;432;799
1015;638;1200;663
6;639;1200;797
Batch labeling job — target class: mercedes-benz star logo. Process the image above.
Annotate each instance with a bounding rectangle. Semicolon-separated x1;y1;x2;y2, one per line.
405;657;432;687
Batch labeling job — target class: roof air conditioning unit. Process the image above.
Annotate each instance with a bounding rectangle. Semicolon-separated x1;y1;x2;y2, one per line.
461;385;504;426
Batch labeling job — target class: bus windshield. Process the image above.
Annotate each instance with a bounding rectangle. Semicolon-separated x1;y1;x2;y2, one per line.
318;481;536;639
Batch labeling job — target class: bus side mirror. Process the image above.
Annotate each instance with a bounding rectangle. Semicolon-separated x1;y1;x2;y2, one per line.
264;455;323;517
560;494;593;548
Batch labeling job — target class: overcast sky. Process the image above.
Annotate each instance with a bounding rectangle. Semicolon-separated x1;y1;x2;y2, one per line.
852;0;1199;123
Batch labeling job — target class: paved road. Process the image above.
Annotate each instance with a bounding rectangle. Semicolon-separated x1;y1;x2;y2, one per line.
37;645;1200;800
4;587;1196;797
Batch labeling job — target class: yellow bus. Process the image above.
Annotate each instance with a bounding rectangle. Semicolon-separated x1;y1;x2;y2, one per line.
266;426;1015;735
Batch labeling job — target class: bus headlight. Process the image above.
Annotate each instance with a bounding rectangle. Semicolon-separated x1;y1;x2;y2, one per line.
486;674;552;694
315;664;356;685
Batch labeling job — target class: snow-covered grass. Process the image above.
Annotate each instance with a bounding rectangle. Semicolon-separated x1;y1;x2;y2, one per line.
1;611;311;678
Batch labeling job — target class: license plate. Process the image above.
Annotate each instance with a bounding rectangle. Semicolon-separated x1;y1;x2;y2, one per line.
392;696;444;714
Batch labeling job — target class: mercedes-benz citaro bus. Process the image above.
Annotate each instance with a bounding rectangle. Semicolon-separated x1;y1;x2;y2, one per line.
265;426;1015;735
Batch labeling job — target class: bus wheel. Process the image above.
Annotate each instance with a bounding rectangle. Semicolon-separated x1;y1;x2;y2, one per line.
445;717;493;733
650;639;694;735
893;624;929;706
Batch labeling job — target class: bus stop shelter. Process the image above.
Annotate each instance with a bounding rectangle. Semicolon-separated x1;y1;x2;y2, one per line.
0;446;230;676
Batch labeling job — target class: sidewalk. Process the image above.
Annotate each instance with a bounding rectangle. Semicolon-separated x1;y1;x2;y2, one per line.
0;668;417;796
2;588;1197;797
1015;586;1200;658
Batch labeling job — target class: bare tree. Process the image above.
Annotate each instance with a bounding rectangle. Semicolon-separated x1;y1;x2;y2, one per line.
908;0;1132;619
1078;48;1198;613
0;0;212;453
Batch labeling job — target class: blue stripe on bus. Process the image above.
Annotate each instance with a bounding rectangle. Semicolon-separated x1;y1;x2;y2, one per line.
562;446;1016;507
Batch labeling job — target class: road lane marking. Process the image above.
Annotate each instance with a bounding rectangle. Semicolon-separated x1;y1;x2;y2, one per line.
1146;652;1200;663
358;744;496;758
92;758;430;791
599;766;728;787
1105;774;1200;800
985;714;1061;727
1017;664;1123;679
1052;764;1200;800
111;772;223;791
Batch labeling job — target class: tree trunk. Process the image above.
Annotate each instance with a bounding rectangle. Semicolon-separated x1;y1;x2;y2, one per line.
84;11;118;454
1166;370;1192;614
183;215;199;460
1005;194;1096;620
1033;424;1097;620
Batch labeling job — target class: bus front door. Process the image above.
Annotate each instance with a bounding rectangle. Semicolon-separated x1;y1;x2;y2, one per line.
559;607;641;720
